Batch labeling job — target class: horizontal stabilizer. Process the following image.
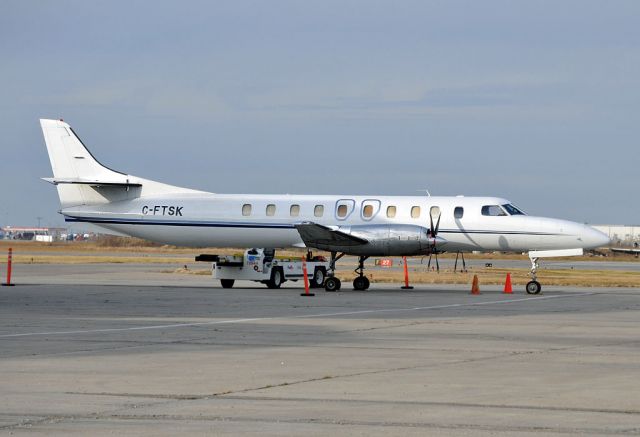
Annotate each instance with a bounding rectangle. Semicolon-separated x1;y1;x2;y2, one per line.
42;177;142;188
295;222;368;248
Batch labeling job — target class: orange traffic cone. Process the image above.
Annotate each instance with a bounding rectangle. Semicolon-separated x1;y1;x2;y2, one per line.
503;273;513;294
470;274;481;295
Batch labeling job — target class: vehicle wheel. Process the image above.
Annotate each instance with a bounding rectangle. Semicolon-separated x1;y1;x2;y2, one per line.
362;276;370;290
220;279;235;289
311;268;325;288
324;277;340;292
267;269;283;289
526;280;541;295
353;276;368;291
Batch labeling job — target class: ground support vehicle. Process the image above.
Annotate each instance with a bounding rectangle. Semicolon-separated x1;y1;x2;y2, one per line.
196;249;329;289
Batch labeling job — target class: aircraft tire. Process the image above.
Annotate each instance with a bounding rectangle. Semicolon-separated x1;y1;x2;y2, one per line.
267;268;284;289
362;276;370;290
324;277;340;292
525;280;541;295
353;276;368;291
220;279;235;289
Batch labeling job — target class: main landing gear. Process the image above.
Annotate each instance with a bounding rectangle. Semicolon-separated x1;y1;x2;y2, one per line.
323;252;371;292
526;256;542;294
324;251;345;292
352;256;370;291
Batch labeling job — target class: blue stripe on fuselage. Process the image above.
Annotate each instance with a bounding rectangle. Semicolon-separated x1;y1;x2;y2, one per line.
64;216;559;236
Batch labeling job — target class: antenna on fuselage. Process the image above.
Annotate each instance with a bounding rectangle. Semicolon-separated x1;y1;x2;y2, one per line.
417;189;431;197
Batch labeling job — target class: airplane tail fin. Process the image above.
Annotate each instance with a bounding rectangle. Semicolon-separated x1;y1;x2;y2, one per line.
41;119;129;183
40;119;200;209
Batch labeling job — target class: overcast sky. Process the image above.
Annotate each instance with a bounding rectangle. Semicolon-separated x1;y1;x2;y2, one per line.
1;0;639;229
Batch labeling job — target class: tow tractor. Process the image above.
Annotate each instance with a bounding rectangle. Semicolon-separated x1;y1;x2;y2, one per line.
196;249;329;289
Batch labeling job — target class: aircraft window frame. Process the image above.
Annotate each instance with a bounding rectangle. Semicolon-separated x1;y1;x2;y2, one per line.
502;203;525;215
290;204;300;217
386;205;397;218
266;204;276;216
454;206;464;219
314;205;324;217
242;204;252;216
361;199;381;221
481;205;508;216
411;206;421;219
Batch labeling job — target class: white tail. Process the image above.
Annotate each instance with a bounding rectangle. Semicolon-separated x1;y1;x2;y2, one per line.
40;119;202;209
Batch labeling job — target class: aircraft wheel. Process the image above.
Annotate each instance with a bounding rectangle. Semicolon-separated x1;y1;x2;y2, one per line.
353;276;368;291
310;268;326;288
220;279;235;289
267;268;283;289
362;276;370;290
324;277;340;292
526;280;541;295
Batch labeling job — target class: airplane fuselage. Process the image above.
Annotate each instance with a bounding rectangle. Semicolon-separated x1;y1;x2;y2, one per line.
62;193;607;253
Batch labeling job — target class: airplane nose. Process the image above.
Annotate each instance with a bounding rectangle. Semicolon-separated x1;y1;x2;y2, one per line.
580;225;610;249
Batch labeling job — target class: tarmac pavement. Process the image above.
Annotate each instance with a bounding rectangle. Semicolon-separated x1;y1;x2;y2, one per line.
1;265;639;435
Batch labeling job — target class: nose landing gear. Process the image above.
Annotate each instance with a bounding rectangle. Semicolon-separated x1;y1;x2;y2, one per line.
526;256;542;294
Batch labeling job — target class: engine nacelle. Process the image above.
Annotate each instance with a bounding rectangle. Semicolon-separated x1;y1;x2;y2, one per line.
336;224;446;256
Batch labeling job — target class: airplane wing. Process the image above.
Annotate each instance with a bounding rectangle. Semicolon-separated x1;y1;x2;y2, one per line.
294;222;368;248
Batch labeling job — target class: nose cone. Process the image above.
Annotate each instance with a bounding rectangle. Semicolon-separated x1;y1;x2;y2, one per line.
580;225;610;249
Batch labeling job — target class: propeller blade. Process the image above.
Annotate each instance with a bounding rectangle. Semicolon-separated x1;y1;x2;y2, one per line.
429;206;441;238
429;214;435;237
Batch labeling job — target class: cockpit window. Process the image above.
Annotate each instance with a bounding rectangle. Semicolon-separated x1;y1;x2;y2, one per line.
481;205;508;216
502;204;525;215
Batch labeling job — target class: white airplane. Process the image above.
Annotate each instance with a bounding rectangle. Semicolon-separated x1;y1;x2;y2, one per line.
610;243;640;257
40;119;610;294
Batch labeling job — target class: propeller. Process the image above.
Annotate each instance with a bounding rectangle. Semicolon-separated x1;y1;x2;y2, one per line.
428;206;442;272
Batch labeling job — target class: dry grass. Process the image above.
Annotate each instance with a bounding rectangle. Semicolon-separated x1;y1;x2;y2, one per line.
6;255;195;264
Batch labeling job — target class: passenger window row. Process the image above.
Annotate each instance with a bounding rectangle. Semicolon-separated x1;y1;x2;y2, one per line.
240;203;528;219
241;203;465;219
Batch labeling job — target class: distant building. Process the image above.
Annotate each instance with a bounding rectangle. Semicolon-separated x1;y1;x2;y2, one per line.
591;225;639;245
1;226;66;241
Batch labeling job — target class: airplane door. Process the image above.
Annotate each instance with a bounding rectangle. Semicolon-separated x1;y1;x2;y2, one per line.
335;199;355;220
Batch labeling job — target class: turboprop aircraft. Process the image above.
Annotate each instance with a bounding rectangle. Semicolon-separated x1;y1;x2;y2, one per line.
40;119;610;294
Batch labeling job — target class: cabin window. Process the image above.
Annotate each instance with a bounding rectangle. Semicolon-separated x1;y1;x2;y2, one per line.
481;205;507;216
335;199;356;220
266;204;276;216
454;206;464;219
314;205;324;217
360;199;380;220
363;205;373;218
337;204;348;218
290;204;300;217
502;204;525;215
387;206;396;218
242;204;252;216
411;206;421;218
